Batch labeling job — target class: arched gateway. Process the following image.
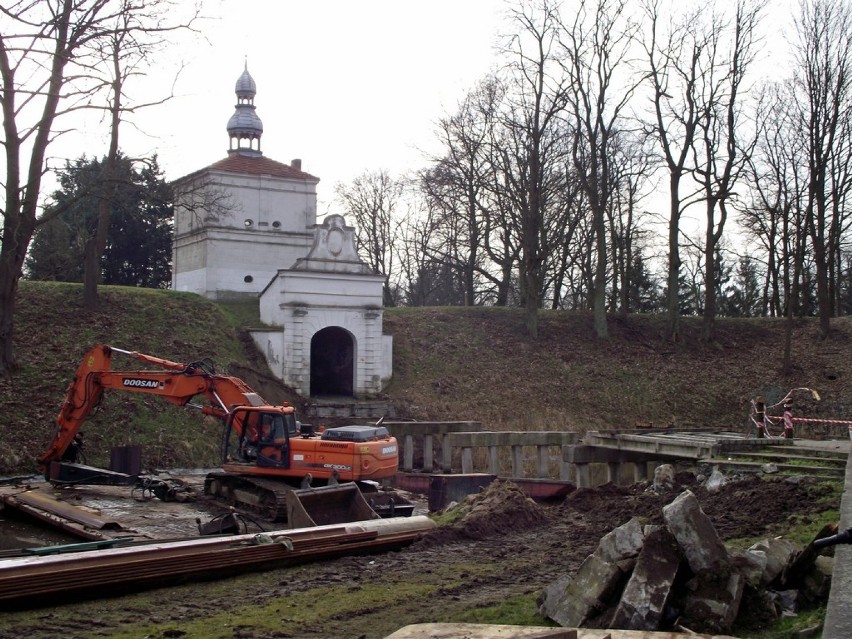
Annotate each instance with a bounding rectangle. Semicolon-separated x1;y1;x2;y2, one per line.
310;327;354;397
253;214;392;399
171;66;392;399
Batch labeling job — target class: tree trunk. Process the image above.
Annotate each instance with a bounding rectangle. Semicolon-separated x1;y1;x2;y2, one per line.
665;175;681;341
0;256;21;376
83;43;122;311
593;208;608;339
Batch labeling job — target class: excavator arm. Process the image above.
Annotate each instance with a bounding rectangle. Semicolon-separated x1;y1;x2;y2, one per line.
38;344;269;471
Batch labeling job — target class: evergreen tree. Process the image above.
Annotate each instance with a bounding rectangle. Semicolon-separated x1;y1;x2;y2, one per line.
26;154;173;288
722;256;762;317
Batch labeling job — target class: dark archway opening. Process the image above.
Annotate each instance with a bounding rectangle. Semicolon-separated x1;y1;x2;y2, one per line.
310;327;354;397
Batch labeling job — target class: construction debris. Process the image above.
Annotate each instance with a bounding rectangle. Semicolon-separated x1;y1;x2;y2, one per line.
540;488;835;634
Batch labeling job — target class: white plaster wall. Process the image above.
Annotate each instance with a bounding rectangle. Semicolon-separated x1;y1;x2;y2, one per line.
173;269;207;295
276;306;386;397
172;167;318;300
261;271;385;316
251;329;285;381
257;268;390;397
209;171;316;233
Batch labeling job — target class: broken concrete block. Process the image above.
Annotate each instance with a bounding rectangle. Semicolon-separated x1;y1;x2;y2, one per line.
748;537;801;587
730;548;768;588
652;464;675;492
802;555;833;601
610;527;682;630
595;517;645;563
539;553;626;628
733;588;779;631
704;468;728;493
769;588;801;614
681;571;745;633
662;490;729;576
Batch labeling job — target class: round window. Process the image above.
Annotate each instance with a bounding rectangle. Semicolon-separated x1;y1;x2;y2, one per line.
244;275;253;283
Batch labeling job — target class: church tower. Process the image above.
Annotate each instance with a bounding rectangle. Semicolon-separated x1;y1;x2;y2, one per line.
171;66;393;401
171;65;319;300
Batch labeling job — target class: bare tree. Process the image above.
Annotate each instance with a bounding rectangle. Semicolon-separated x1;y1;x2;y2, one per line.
793;0;852;338
641;1;712;341
560;0;640;338
607;132;655;315
692;0;762;341
499;0;571;338
0;0;198;375
335;170;405;306
419;78;503;306
81;1;198;309
743;81;809;319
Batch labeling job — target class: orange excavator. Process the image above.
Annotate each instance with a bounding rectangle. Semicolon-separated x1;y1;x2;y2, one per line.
38;344;402;524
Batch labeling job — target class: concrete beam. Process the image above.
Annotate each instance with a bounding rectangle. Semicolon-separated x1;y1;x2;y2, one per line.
584;431;717;460
448;431;578;448
822;450;852;639
563;445;654;464
384;421;482;437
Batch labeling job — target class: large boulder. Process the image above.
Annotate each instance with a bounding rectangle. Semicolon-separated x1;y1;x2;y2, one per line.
663;490;729;576
748;537;801;587
610;527;682;630
595;517;646;564
539;553;627;628
681;571;745;633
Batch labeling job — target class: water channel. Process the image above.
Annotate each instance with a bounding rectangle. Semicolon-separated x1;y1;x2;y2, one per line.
0;509;79;551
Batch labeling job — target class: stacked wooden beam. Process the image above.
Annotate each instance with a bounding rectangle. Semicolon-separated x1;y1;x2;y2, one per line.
0;516;435;608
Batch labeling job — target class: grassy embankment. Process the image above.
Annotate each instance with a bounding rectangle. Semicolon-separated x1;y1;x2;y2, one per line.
4;280;852;476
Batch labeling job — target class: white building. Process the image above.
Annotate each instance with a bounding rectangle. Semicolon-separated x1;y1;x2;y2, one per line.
171;66;392;399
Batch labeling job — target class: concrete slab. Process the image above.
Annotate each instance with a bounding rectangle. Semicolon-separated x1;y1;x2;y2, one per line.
384;624;576;638
385;624;741;639
0;472;220;543
822;449;852;639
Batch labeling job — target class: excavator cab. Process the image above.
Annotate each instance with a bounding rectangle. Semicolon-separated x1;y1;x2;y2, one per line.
226;407;297;469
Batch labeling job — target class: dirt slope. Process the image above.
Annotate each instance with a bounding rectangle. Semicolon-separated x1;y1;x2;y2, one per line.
3;283;852;476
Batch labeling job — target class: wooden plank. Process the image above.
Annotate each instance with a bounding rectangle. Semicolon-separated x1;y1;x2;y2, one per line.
8;490;122;530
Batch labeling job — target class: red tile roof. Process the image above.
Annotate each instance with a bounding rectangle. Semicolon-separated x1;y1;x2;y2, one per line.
206;154;319;181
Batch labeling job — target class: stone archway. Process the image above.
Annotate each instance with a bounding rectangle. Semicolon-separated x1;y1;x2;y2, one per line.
310;327;355;397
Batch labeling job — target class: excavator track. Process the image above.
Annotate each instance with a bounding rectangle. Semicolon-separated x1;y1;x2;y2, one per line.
204;472;293;522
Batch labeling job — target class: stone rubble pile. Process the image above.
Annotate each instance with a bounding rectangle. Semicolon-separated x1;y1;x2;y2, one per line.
539;487;833;634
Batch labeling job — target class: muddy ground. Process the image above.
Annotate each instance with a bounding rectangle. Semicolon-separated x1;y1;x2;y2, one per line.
0;473;839;639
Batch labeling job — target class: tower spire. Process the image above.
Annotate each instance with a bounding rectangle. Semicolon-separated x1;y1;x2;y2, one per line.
227;63;263;156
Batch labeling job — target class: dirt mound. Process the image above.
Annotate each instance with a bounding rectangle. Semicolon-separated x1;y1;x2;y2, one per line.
694;474;832;538
558;472;830;544
422;479;549;546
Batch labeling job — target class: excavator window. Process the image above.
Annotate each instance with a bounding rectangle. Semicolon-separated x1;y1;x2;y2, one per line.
257;413;290;468
259;414;286;443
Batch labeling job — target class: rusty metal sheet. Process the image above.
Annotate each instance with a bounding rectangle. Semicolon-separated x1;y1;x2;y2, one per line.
6;490;121;530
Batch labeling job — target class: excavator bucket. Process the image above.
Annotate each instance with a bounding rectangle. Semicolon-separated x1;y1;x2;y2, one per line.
285;483;381;528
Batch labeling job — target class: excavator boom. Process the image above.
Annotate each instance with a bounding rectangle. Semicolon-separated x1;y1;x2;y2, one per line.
39;344;266;470
39;344;403;527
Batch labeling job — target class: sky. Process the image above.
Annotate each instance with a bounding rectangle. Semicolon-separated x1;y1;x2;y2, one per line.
53;0;796;219
88;0;508;214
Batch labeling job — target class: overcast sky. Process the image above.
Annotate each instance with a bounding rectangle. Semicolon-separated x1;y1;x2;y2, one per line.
88;0;506;214
57;0;796;218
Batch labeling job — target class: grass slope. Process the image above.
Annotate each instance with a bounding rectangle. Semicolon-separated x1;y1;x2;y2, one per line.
2;281;851;476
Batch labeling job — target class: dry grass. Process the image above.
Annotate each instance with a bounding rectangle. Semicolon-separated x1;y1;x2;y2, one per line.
3;282;852;476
